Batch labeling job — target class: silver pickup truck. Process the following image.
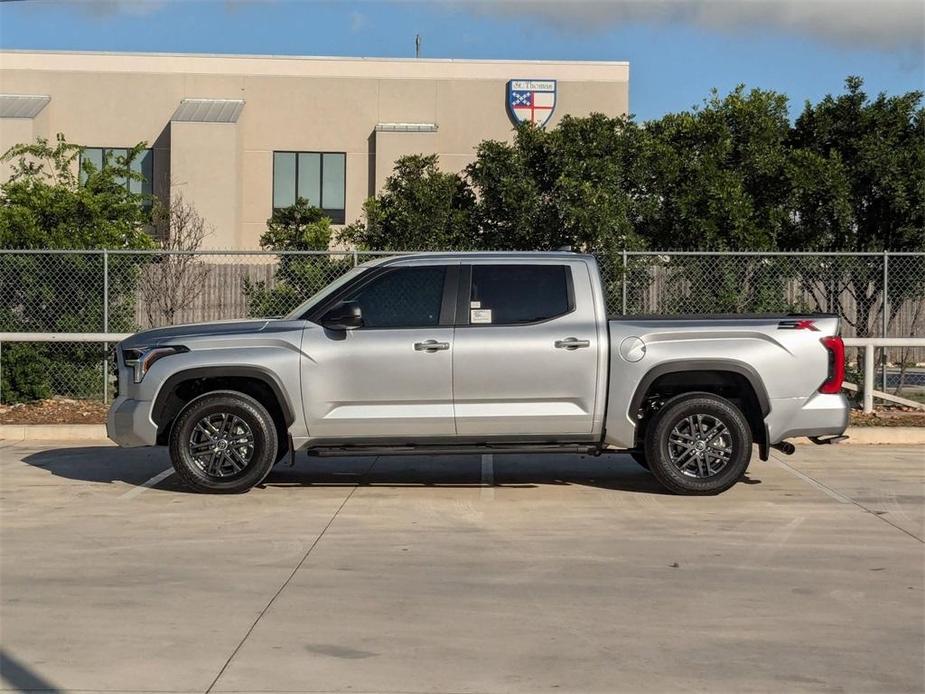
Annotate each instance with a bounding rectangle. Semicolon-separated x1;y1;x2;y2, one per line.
108;252;849;495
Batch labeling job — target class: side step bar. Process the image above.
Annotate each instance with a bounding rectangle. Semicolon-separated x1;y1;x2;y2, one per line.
307;444;600;457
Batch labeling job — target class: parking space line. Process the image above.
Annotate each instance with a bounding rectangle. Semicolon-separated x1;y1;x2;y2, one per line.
120;467;175;499
769;456;853;504
770;453;923;543
481;453;494;501
205;483;360;693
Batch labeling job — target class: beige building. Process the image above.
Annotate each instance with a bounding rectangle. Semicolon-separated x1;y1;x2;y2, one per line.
0;50;629;249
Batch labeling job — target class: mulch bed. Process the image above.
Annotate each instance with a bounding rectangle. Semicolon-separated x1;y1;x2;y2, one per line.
849;408;925;427
2;398;925;428
0;399;109;425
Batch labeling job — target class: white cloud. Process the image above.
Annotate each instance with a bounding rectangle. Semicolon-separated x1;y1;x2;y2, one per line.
30;0;925;53
451;0;925;51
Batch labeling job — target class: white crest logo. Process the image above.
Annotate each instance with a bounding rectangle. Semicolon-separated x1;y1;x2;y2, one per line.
507;79;557;128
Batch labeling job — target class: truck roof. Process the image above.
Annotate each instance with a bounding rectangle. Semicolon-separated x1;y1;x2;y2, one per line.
362;251;593;268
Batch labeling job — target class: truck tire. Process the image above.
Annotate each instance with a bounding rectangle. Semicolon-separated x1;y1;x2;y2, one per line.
644;392;751;495
168;391;278;493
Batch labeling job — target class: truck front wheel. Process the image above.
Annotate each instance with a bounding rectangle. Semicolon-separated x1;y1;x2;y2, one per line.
169;391;278;493
644;393;752;495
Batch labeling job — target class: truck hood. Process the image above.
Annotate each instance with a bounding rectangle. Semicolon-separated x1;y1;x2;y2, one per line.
120;319;271;348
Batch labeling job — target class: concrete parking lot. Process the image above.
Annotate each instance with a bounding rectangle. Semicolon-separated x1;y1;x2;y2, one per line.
0;440;922;694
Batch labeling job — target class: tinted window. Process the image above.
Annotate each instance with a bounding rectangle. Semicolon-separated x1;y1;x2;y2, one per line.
129;149;154;197
469;265;571;325
273;152;296;208
273;151;346;223
80;147;154;206
343;266;446;328
321;153;345;210
297;152;321;205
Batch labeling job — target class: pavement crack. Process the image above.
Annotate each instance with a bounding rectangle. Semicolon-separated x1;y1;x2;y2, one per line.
203;469;369;694
770;453;923;544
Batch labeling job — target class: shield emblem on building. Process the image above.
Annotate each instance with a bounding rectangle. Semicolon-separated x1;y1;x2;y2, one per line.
507;79;557;127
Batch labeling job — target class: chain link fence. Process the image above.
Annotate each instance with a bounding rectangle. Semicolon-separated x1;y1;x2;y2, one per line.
1;249;923;405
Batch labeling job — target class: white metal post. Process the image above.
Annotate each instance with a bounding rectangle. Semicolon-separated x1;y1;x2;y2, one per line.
843;337;925;413
881;251;889;392
863;345;875;414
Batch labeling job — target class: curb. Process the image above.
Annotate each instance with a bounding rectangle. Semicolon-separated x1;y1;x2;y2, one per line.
0;424;108;441
819;427;925;445
1;424;923;445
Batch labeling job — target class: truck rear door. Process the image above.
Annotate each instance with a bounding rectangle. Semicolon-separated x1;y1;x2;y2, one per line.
452;260;601;437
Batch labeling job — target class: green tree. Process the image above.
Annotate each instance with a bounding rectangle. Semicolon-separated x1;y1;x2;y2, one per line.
631;87;796;312
342;154;478;251
786;76;924;253
639;86;792;251
468;115;647;253
0;134;154;402
1;135;154;249
465;133;546;250
244;198;352;317
784;77;925;338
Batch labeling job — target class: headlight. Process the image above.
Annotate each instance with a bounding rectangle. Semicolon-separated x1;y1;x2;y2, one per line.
122;345;188;383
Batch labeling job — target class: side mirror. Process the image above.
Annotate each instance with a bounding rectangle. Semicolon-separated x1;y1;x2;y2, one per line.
322;300;363;330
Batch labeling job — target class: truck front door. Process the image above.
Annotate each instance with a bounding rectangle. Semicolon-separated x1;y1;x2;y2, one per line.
301;263;458;439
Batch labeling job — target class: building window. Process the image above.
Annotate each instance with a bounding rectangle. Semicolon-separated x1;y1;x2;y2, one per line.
273;151;346;224
79;147;154;199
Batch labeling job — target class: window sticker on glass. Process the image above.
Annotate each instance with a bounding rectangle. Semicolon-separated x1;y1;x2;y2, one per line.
470;309;492;324
470;301;481;308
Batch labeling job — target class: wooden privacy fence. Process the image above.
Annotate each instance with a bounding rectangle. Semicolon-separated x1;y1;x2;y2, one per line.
133;259;278;327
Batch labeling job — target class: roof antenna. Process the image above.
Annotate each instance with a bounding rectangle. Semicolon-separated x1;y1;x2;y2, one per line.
415;34;422;58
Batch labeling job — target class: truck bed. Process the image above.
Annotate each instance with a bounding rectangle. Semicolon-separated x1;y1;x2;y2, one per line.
603;313;847;450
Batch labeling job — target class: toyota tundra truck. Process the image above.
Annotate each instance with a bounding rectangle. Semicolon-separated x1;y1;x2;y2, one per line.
107;252;849;495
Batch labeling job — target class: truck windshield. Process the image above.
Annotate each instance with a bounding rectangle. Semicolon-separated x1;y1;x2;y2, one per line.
284;266;366;320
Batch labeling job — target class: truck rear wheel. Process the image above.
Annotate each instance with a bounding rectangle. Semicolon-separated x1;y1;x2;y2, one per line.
169;391;278;493
644;392;751;495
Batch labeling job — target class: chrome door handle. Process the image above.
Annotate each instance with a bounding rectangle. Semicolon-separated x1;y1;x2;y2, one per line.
555;337;591;350
414;340;450;352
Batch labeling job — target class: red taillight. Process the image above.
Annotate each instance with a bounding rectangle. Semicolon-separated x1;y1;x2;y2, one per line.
819;335;845;394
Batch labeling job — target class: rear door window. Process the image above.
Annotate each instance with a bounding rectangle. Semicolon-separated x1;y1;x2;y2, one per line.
467;265;572;325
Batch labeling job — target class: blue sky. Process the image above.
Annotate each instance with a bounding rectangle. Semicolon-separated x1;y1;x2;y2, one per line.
0;0;922;121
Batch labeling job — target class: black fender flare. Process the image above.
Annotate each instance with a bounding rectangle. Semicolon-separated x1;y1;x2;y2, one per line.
151;365;295;428
628;359;771;419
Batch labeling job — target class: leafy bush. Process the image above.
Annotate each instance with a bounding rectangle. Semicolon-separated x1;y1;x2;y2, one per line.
0;135;154;402
0;344;51;402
